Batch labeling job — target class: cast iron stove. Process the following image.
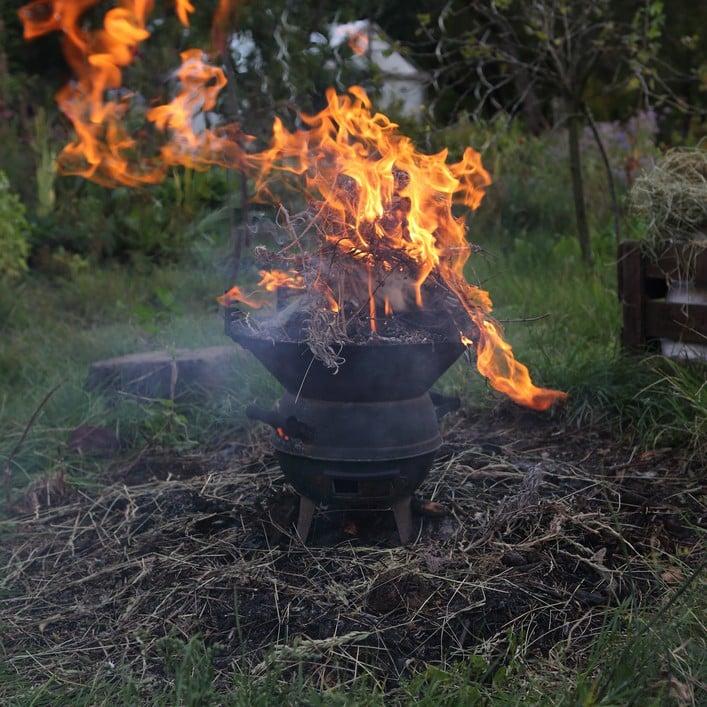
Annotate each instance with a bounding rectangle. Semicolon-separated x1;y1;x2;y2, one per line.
226;306;465;543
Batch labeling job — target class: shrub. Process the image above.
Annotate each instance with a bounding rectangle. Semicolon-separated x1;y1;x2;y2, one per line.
0;170;30;277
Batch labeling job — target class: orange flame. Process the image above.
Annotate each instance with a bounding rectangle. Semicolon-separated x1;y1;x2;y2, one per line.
174;0;195;27
243;87;564;409
19;0;164;186
19;2;567;411
18;0;245;184
211;0;244;53
257;269;306;292
465;317;568;410
145;49;244;170
246;86;491;301
216;269;307;308
216;284;261;308
347;31;368;56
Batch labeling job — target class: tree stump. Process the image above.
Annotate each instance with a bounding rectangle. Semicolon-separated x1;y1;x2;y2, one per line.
86;346;244;399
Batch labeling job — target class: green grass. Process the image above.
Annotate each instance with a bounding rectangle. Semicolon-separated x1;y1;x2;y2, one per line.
2;222;704;493
444;232;706;456
0;250;281;495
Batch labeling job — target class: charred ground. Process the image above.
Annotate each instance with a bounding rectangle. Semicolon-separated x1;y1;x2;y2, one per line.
0;404;704;698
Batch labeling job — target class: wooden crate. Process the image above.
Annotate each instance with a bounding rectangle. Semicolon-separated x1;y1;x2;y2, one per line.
617;239;707;352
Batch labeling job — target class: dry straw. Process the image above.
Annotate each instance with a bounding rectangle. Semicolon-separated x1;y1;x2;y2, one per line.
1;427;703;698
630;141;707;246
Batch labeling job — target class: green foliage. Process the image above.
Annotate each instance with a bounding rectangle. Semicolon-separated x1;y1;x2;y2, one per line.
404;654;517;705
435;113;656;260
568;576;706;706
222;3;371;137
420;0;703;126
630;357;706;455
30;107;57;218
0;170;30;277
140;398;198;450
28;165;236;269
0;68;60;207
415;0;700;264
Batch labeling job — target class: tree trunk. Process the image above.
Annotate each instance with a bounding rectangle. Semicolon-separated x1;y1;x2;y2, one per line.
567;111;594;267
584;105;621;247
221;41;249;278
510;66;547;135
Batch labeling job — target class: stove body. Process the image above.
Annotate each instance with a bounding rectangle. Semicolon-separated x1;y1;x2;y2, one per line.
226;307;465;542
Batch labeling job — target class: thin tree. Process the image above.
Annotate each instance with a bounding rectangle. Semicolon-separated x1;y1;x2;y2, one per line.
421;0;699;266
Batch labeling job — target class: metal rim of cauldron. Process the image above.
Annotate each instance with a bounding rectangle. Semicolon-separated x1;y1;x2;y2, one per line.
226;312;466;402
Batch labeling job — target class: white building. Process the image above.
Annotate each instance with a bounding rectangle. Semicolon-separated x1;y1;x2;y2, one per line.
329;20;429;120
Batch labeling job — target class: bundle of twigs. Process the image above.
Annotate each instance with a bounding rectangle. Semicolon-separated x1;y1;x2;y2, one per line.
248;199;477;369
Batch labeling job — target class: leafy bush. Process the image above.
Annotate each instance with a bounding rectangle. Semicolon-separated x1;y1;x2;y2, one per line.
28;166;237;269
0;170;30;277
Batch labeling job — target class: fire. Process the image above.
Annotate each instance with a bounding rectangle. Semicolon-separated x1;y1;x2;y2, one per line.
217;268;305;307
145;49;236;171
19;0;161;186
465;317;566;411
175;0;196;27
216;284;261;309
18;0;244;185
331;21;369;56
245;86;491;303
346;30;368;56
19;0;567;411
257;269;305;292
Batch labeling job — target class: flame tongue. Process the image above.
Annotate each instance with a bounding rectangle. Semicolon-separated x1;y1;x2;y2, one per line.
470;315;568;410
146;49;237;170
18;0;236;185
239;88;566;409
243;87;494;328
19;2;568;411
19;0;160;185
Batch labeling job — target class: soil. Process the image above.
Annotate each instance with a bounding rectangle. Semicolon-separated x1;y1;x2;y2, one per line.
1;403;704;695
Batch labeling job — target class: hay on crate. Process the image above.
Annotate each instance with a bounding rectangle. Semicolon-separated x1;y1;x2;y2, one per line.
630;142;707;246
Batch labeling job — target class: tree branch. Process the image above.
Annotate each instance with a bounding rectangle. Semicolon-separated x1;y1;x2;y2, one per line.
584;104;622;245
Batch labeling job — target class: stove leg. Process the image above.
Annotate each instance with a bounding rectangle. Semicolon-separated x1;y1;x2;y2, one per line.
296;495;316;542
391;495;414;545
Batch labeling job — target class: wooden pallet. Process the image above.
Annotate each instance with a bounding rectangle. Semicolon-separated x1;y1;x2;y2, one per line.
617;239;707;352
